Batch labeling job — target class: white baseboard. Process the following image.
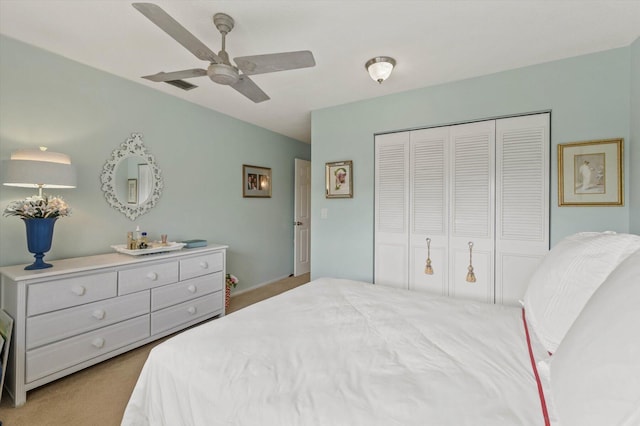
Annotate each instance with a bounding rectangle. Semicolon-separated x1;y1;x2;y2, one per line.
230;274;292;296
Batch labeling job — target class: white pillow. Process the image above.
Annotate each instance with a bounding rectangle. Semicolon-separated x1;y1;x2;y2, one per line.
549;248;640;426
523;231;640;353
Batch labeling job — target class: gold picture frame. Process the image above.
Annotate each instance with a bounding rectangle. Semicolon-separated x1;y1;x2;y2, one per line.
243;164;272;198
325;160;353;198
558;138;623;206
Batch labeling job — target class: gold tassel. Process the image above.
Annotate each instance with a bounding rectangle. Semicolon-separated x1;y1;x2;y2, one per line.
466;241;476;283
424;238;434;275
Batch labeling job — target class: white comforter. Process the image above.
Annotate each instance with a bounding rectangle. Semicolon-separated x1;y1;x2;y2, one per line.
122;278;551;426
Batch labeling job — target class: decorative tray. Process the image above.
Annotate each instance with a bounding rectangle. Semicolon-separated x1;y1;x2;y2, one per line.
111;242;186;256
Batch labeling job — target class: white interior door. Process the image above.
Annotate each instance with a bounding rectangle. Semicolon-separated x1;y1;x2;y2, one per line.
374;132;410;288
294;159;311;276
409;126;450;295
448;120;496;303
495;113;550;304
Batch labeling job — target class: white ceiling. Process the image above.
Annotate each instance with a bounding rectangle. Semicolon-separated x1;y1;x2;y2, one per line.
1;1;639;143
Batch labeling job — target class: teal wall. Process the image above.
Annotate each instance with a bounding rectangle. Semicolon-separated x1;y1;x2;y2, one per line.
631;37;640;233
311;46;636;282
0;36;310;292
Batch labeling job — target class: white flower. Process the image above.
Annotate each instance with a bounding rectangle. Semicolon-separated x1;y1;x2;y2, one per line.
3;194;72;219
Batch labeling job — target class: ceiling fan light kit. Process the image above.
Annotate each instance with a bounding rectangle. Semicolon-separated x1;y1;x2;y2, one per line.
208;63;239;85
132;3;315;103
365;56;396;84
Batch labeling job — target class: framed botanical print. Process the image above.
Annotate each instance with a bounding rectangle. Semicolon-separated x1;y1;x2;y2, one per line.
558;138;623;206
325;160;353;198
243;164;272;198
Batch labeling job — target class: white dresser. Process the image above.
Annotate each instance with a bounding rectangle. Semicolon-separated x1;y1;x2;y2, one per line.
0;245;227;406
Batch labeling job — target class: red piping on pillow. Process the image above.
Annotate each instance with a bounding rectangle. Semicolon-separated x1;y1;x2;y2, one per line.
522;308;551;426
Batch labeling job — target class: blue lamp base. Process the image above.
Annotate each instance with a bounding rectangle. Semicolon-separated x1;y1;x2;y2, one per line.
23;217;57;270
24;253;53;270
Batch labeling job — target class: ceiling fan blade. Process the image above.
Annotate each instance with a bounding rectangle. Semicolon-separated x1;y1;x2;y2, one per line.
132;3;221;64
234;50;315;76
142;69;207;82
231;75;270;103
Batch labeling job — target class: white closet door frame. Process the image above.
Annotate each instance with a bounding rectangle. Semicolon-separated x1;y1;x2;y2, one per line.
374;132;410;288
374;113;550;305
495;113;550;304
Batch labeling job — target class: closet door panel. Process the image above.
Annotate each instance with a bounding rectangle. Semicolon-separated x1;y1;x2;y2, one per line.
450;246;493;303
375;243;408;289
411;245;447;294
449;121;495;239
497;253;543;304
409;127;449;294
449;121;495;302
374;132;410;288
495;113;550;304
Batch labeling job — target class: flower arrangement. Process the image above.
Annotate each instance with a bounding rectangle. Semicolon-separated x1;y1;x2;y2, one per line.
3;195;72;219
334;167;347;190
225;273;239;288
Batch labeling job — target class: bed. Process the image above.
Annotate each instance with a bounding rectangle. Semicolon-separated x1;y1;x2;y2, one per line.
122;232;640;426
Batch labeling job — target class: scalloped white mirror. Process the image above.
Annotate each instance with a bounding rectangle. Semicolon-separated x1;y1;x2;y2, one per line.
101;133;163;220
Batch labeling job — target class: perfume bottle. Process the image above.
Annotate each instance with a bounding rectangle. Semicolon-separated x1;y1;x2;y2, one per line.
127;232;135;250
139;232;149;249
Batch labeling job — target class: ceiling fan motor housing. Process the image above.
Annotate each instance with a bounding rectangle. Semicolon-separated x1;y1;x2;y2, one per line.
208;63;239;85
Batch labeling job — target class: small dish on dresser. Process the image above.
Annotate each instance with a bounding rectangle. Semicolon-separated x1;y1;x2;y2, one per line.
111;242;186;256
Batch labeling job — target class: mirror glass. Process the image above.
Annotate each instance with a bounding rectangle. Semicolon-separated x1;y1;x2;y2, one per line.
101;133;163;220
114;156;153;205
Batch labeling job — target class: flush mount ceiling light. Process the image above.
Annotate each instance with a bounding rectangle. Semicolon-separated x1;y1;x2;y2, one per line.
365;56;396;84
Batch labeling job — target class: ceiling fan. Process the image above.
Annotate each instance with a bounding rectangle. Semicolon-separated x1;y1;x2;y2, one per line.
132;3;316;103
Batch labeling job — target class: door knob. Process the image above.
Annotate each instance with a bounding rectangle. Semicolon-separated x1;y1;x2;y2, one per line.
294;221;303;226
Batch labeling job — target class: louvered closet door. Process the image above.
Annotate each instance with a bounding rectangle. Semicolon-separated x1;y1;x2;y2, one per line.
495;113;550;304
448;121;496;303
374;132;410;288
409;127;449;294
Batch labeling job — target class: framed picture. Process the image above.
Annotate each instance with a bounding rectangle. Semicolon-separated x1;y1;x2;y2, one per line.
127;178;138;204
243;164;272;198
326;160;353;198
558;138;623;206
137;163;151;204
0;309;14;404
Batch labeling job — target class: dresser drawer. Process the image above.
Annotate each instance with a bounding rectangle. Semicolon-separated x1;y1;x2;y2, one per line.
151;272;224;311
27;272;117;316
179;252;223;281
151;292;223;335
26;291;150;350
119;261;179;295
26;315;149;383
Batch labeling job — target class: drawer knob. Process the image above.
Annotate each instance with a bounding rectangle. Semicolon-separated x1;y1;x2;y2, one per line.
71;285;86;296
199;261;209;269
92;337;105;349
146;272;158;281
92;309;106;320
187;306;197;315
187;284;197;293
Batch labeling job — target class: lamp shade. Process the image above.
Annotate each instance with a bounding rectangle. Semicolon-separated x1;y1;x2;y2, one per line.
2;159;77;189
2;147;77;191
365;56;396;84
